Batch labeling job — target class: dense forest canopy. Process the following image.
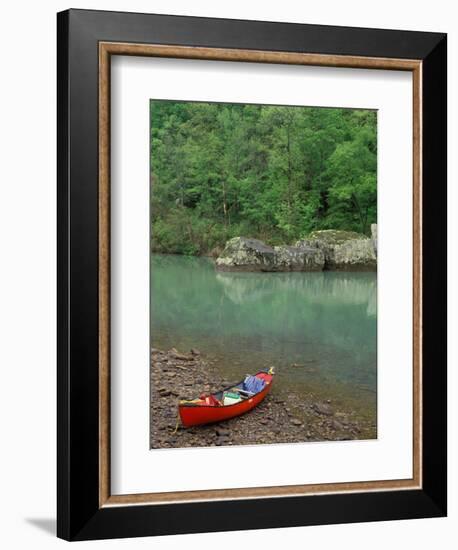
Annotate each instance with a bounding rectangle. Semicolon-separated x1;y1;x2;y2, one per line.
150;100;377;256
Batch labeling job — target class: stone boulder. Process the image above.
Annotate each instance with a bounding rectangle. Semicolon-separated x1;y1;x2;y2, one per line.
296;230;376;271
215;237;324;272
215;237;276;271
273;245;324;272
371;224;377;256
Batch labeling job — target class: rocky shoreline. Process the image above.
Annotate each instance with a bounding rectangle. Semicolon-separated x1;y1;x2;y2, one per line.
215;227;377;272
150;347;376;449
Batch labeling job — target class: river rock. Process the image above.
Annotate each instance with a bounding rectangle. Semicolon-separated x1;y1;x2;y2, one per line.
296;230;376;271
169;349;194;361
313;402;333;416
329;419;344;430
273;244;324;271
215;237;276;271
215;236;324;272
371;223;377;256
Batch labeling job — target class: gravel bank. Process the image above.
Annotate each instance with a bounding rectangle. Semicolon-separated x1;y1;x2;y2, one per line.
150;348;376;449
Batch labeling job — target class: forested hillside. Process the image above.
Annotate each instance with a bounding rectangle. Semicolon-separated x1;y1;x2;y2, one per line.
150;100;377;256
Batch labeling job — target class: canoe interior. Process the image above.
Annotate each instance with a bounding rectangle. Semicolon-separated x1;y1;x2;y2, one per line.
178;370;274;427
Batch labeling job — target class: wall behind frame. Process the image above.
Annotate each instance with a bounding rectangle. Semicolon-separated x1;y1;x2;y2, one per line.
0;1;453;549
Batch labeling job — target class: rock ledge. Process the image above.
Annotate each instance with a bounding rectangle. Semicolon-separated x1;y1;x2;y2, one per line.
216;228;377;272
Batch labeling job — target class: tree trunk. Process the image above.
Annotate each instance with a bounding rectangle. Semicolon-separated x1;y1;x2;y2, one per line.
222;180;228;228
351;193;366;233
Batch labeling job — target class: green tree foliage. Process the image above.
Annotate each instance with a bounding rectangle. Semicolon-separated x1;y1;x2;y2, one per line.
150;101;377;255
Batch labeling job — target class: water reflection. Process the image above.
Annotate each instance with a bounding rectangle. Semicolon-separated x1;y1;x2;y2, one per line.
216;270;377;315
151;254;377;397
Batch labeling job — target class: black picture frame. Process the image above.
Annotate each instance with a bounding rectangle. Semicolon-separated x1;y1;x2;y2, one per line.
57;8;447;541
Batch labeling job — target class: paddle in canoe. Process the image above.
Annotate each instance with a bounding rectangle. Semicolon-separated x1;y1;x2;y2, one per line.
178;368;274;427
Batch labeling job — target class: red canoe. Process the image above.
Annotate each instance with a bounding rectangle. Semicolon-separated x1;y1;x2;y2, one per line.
179;370;274;427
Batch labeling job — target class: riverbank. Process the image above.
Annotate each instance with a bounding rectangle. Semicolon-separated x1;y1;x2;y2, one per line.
215;229;377;273
150;347;376;449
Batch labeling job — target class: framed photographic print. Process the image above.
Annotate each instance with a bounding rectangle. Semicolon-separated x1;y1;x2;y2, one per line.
57;9;447;541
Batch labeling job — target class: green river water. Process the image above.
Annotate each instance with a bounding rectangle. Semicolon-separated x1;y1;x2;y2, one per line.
151;254;377;422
